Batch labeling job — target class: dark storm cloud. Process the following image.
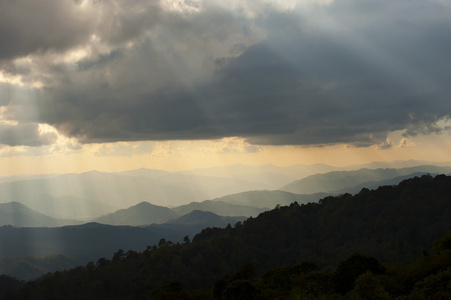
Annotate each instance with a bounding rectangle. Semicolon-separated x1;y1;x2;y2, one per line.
3;0;451;146
0;0;164;62
199;8;451;145
0;0;94;61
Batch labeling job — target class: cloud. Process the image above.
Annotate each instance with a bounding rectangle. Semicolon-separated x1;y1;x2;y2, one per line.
0;122;57;147
397;138;417;149
0;0;95;61
1;0;451;147
376;138;393;150
91;141;155;156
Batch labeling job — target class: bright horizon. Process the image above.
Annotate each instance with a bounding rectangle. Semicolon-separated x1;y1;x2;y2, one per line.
2;133;451;177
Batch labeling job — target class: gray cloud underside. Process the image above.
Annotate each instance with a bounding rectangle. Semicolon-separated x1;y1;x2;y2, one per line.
3;0;451;146
0;123;57;147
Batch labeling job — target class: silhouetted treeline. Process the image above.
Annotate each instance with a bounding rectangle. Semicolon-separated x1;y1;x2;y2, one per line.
2;174;451;299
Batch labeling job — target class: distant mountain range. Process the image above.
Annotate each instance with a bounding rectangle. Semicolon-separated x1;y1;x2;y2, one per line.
1;161;450;221
0;222;183;261
171;200;266;218
1;164;451;228
0;208;248;280
209;190;329;209
1;163;451;281
5;174;451;298
281;165;451;194
177;163;340;187
94;202;179;226
0;169;274;218
167;210;245;226
0;202;81;227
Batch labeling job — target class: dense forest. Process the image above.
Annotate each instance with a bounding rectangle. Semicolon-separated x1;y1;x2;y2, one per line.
1;174;451;299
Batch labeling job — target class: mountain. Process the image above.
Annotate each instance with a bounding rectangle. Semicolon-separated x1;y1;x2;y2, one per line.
334;172;433;194
152;210;246;240
0;222;185;261
172;200;266;217
2;162;450;221
178;163;340;187
0;173;60;184
117;168;273;195
23;194;117;220
0;171;209;210
0;255;84;281
345;159;451;170
94;202;178;225
167;210;245;227
6;174;451;299
0;170;274;218
211;190;328;209
0;202;81;227
281;165;451;194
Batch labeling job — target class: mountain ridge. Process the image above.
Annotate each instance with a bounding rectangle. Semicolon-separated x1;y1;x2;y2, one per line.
4;174;451;298
94;202;178;225
0;202;81;227
282;165;451;194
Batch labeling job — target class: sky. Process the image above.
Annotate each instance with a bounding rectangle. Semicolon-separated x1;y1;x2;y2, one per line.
1;0;451;176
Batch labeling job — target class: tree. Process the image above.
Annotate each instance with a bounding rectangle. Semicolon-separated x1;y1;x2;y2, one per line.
334;253;386;294
158;238;167;247
183;235;190;243
113;249;125;261
351;271;389;300
96;257;107;267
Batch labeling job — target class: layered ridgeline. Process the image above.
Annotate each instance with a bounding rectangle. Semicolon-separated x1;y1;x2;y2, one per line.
3;174;451;299
281;165;451;194
0;202;82;227
0;163;337;219
0;212;247;281
0;170;273;219
1;163;448;221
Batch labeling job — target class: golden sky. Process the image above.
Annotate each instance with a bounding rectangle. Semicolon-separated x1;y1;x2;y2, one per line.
1;0;451;176
1;129;450;176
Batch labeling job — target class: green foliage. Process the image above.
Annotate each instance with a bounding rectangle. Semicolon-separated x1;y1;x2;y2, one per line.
412;268;451;299
333;253;386;294
221;279;260;300
0;254;85;281
214;263;257;299
350;271;390;300
433;230;451;253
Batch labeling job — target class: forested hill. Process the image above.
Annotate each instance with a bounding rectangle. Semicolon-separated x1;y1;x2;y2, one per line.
4;174;451;299
192;174;451;268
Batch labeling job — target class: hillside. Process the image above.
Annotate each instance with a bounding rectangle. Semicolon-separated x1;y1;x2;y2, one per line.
0;202;81;227
211;190;327;209
0;255;84;281
4;174;451;299
172;200;265;217
166;210;245;226
0;222;184;261
0;207;247;280
94;202;178;225
152;210;246;239
281;165;451;194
